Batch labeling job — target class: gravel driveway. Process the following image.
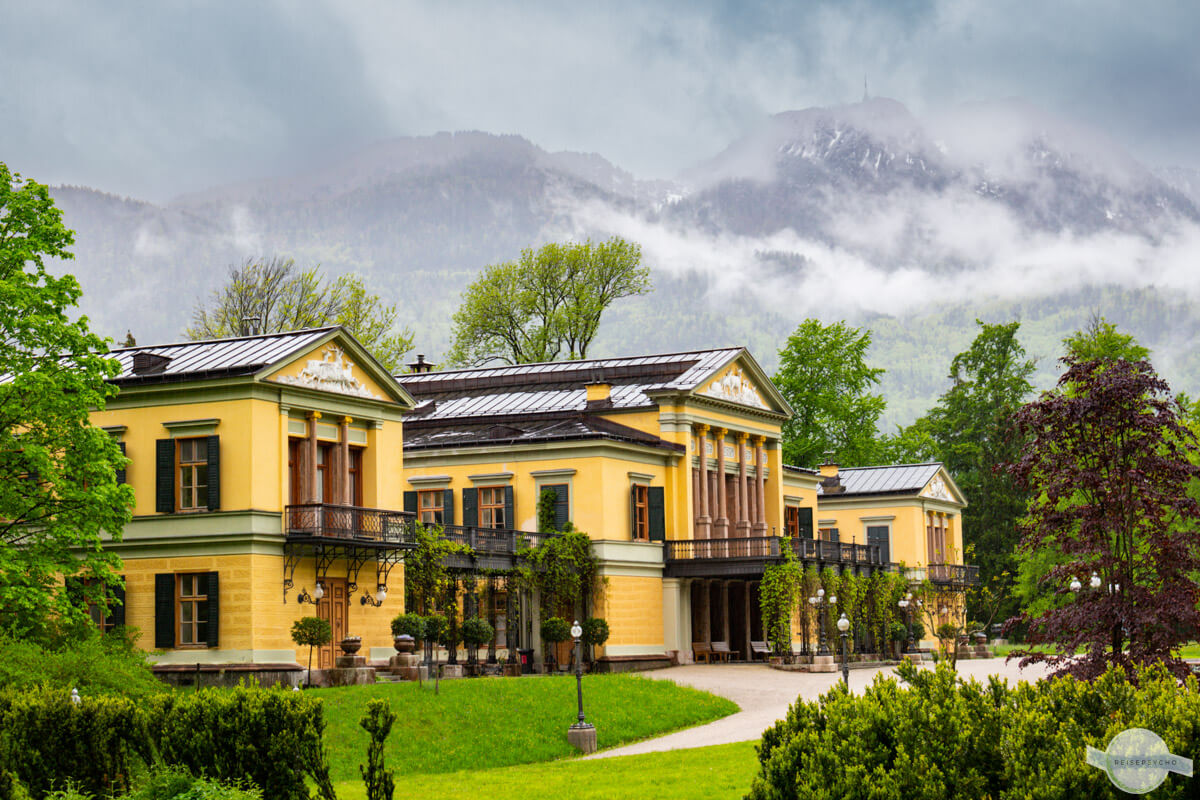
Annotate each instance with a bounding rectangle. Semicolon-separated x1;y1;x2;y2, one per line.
588;658;1052;759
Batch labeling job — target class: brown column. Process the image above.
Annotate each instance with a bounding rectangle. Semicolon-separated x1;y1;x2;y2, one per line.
305;411;321;503
338;416;351;505
713;429;729;537
720;581;731;646
695;424;711;539
736;433;751;536
753;436;768;534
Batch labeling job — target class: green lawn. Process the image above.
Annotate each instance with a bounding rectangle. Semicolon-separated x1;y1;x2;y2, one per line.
317;674;739;782
332;741;760;800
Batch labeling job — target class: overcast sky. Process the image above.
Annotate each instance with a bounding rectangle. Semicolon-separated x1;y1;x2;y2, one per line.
4;0;1198;201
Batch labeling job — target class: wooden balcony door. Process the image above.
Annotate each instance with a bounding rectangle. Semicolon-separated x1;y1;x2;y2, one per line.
317;578;348;668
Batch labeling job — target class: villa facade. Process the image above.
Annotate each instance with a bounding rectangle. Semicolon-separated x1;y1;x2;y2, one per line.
85;328;973;676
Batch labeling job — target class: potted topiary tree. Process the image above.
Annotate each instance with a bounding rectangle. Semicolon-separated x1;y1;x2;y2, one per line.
461;617;495;674
540;616;571;672
291;616;332;689
390;612;424;654
581;617;610;671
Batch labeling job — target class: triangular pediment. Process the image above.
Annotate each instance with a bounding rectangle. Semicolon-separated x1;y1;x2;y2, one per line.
693;353;792;415
260;330;414;407
920;468;967;506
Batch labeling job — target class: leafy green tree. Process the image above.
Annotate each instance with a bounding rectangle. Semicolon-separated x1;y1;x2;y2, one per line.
290;616;331;688
446;237;650;366
921;321;1035;621
0;163;133;640
187;256;414;371
1063;314;1150;363
359;698;397;800
773;319;886;468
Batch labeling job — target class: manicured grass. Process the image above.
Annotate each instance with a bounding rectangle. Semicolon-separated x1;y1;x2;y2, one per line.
332;741;760;800
317;674;739;782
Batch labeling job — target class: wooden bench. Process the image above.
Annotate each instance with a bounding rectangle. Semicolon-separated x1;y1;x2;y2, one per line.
692;642;713;663
710;641;733;662
750;640;771;660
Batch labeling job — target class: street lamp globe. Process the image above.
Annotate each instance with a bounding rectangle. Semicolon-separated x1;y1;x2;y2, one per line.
829;595;838;605
817;588;825;598
375;585;387;604
1090;572;1102;590
314;582;325;601
1069;577;1082;593
836;613;850;633
898;598;908;609
571;620;583;641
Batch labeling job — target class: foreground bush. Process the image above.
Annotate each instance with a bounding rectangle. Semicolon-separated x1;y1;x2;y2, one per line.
0;630;165;699
749;661;1200;800
0;686;333;800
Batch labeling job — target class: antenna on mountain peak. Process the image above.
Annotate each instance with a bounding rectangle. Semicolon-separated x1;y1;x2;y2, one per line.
863;76;869;102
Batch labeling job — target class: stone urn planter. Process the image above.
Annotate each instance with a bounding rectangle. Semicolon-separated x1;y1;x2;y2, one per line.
393;634;416;654
339;636;362;656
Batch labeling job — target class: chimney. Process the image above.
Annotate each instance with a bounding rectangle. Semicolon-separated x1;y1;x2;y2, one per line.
818;452;844;493
585;381;613;410
407;354;436;374
131;352;172;375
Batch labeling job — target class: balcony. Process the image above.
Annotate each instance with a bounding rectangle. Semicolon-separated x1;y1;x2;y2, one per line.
927;563;980;587
285;503;417;547
663;536;884;578
437;523;560;570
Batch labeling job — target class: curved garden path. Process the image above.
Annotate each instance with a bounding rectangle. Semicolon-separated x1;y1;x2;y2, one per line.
587;658;1052;760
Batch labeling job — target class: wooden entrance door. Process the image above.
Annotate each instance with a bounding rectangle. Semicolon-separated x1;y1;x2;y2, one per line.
317;578;348;668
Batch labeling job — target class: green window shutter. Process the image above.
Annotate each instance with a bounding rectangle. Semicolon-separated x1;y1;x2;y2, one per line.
202;572;219;648
462;488;478;527
867;525;890;564
829;528;840;543
109;580;126;628
442;489;455;526
503;486;514;530
155;439;174;513
648;486;665;542
206;435;220;511
630;485;638;538
403;491;417;514
548;484;569;531
797;507;814;540
116;442;127;485
154;573;175;649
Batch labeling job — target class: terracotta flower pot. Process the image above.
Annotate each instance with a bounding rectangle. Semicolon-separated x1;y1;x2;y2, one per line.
339;637;362;656
393;634;415;654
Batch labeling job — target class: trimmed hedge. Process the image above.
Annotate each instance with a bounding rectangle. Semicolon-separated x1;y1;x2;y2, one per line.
0;686;334;800
749;661;1200;800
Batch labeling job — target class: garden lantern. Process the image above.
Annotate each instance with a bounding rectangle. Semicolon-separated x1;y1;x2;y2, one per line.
837;613;850;687
566;619;596;754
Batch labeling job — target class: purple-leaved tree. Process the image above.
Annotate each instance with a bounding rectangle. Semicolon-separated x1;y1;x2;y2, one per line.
1007;356;1200;679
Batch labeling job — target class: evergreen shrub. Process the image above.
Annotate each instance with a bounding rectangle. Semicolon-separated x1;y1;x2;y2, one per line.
0;631;165;698
748;661;1200;800
389;613;425;640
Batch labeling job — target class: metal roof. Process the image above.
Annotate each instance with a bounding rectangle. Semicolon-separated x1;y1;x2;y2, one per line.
405;412;685;453
107;328;338;384
818;463;943;497
399;348;744;421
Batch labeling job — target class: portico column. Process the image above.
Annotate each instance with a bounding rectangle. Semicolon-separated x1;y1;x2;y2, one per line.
736;433;751;536
753;436;768;534
695;425;712;539
305;411;321;503
713;429;729;537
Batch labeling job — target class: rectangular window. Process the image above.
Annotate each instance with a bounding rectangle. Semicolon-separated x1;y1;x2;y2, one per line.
177;438;208;511
785;506;800;537
348;448;363;507
818;527;839;542
633;484;649;540
315;445;332;503
479;486;506;529
177;573;209;647
418;489;444;524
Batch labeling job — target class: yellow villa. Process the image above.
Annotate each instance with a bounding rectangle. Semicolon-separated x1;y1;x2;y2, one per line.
83;328;974;681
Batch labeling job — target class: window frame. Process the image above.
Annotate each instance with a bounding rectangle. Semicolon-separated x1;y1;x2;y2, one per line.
632;484;650;541
417;489;444;524
176;573;209;649
176;438;209;512
785;506;800;538
478;485;506;529
348;447;364;507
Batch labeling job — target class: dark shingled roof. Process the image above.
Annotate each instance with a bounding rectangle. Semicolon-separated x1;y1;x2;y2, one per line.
397;348;743;422
404;412;685;453
107;328;338;385
817;463;944;497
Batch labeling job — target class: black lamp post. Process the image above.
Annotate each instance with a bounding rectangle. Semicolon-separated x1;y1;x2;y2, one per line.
566;620;597;753
807;588;837;656
899;592;920;652
837;612;850;687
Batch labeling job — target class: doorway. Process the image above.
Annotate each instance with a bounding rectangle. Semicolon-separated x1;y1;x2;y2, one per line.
317;578;348;668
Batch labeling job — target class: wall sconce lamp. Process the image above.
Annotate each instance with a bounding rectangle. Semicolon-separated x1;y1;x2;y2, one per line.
360;584;388;607
297;582;325;605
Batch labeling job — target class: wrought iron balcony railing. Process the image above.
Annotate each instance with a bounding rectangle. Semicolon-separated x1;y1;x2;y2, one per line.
664;536;883;566
285;503;417;544
927;563;980;586
438;523;559;557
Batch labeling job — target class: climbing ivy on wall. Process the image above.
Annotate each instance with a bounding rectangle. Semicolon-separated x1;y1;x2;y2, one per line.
522;527;599;620
760;538;804;656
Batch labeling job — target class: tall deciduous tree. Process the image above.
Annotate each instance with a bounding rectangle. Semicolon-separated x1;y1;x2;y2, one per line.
445;237;649;366
773;319;886;468
0;163;133;638
923;321;1034;617
1008;356;1200;679
187;256;414;372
